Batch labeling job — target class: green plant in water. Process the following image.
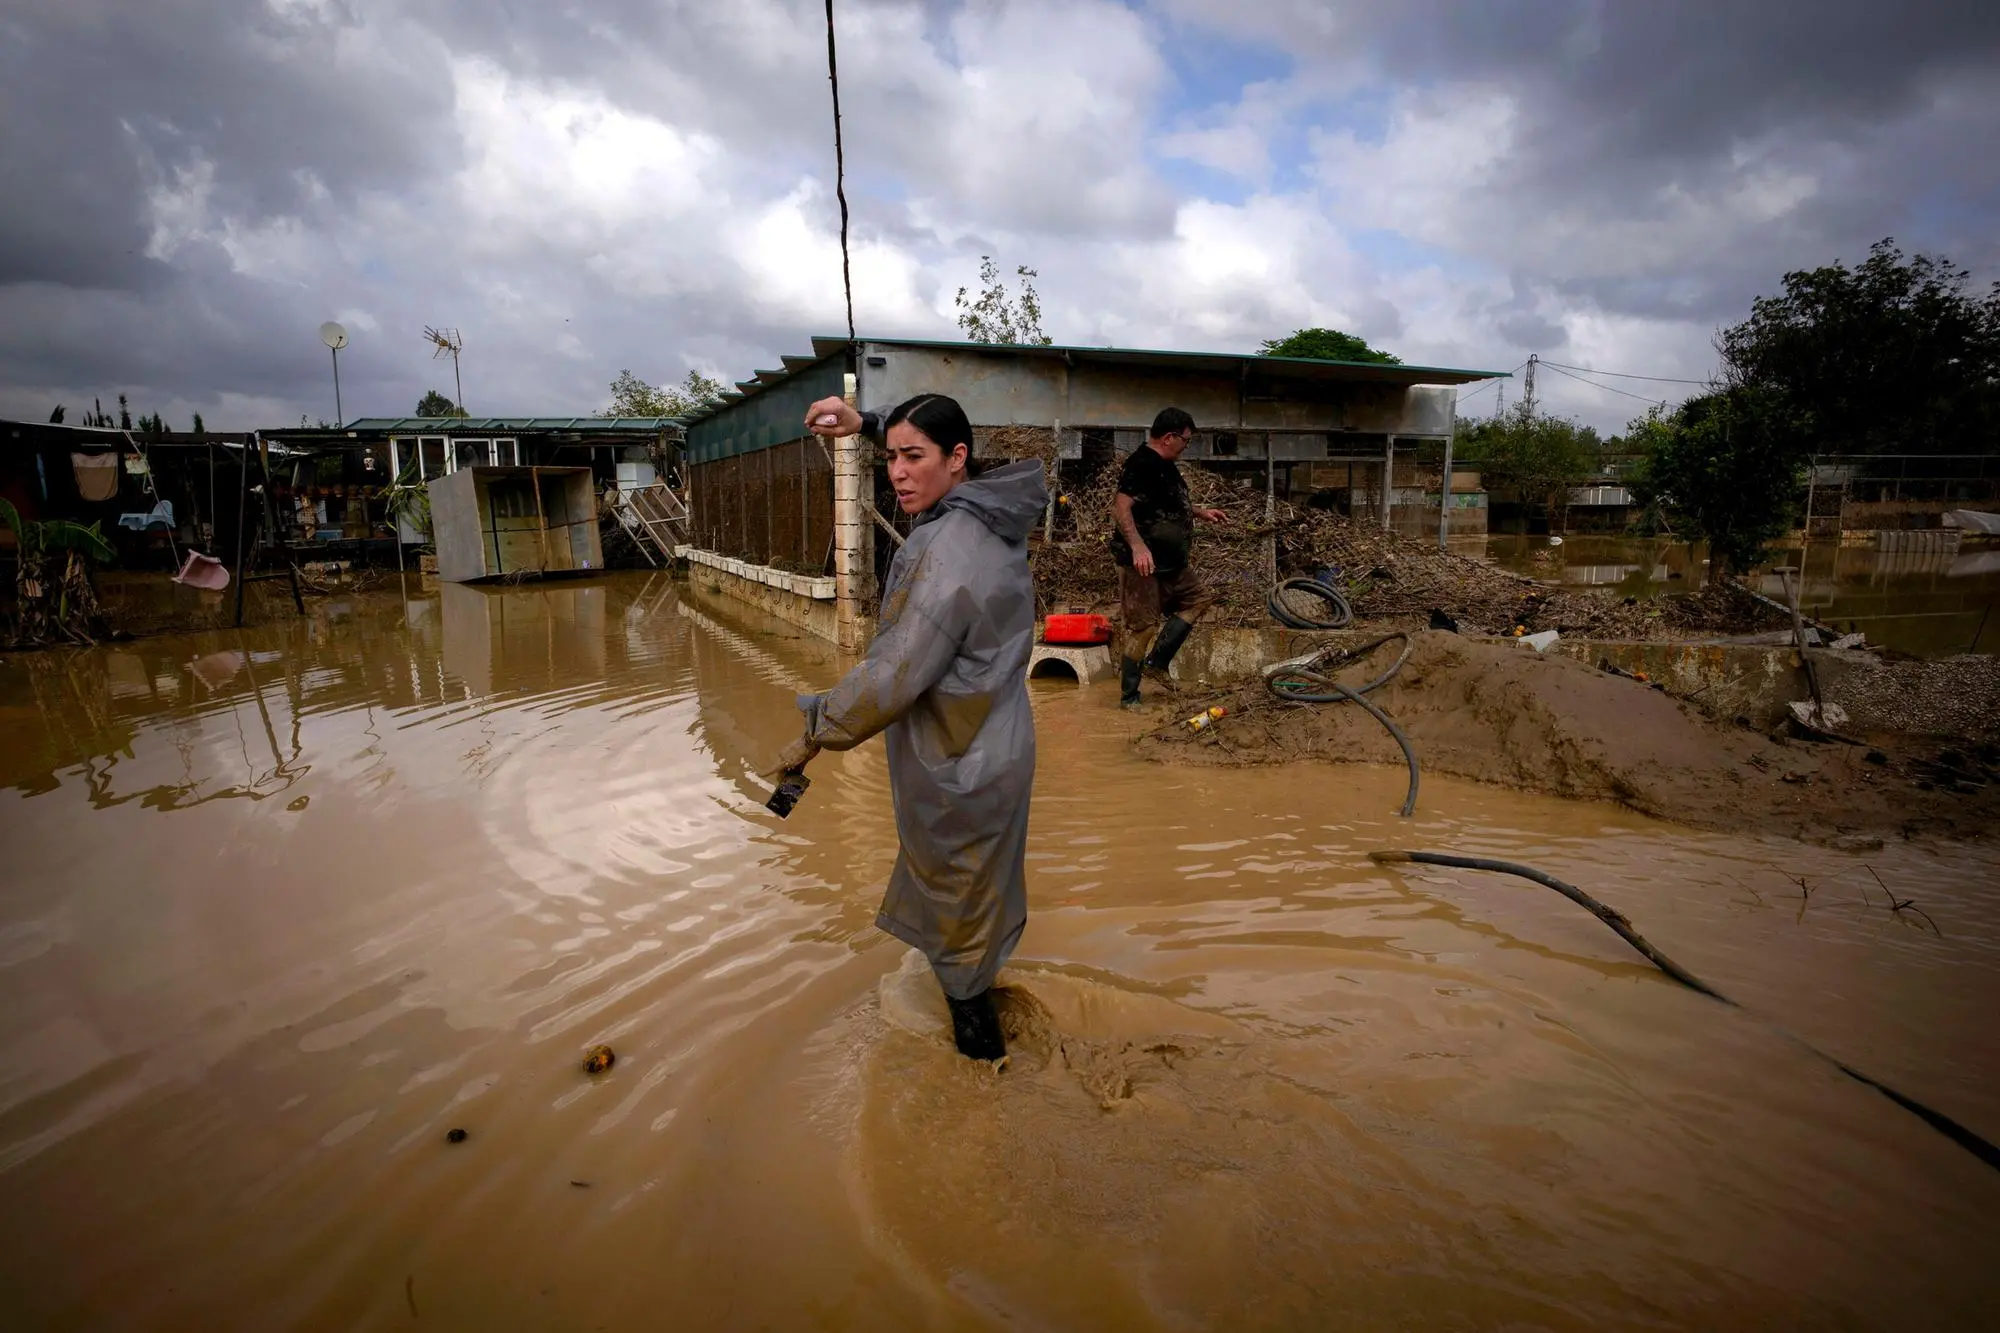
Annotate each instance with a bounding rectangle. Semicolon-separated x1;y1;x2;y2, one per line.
378;464;433;545
0;497;117;647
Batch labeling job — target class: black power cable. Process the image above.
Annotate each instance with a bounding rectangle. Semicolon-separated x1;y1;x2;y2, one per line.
1370;850;2000;1174
823;0;855;344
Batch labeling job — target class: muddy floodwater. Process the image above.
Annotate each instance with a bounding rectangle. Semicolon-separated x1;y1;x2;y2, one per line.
1483;534;2000;657
2;572;1997;1330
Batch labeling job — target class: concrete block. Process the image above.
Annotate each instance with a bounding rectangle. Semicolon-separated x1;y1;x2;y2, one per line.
1027;643;1115;686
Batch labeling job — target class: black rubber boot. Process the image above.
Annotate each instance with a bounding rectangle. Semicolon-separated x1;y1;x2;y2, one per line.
945;989;1007;1063
1143;615;1194;684
1119;655;1144;708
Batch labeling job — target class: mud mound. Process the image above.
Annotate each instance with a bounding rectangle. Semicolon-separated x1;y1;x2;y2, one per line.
876;949;1238;1107
1137;631;1999;840
1035;465;1787;639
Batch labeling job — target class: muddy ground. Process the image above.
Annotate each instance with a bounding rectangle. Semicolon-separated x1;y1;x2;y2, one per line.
1138;630;2000;844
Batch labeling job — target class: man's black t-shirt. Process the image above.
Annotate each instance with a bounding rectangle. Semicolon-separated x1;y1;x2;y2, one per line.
1111;443;1193;572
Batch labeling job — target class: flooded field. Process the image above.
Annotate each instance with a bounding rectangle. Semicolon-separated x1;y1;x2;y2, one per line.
2;571;1997;1330
1483;534;2000;656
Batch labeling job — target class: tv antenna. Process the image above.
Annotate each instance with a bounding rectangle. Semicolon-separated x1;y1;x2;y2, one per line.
424;326;465;414
319;321;348;424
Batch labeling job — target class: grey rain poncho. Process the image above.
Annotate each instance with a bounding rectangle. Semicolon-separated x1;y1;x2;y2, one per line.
797;458;1049;1000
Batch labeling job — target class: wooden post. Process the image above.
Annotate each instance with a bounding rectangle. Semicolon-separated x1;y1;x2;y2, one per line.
531;466;550;572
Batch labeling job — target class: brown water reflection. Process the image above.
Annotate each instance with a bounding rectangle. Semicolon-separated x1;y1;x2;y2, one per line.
1483;534;2000;656
1;571;1996;1330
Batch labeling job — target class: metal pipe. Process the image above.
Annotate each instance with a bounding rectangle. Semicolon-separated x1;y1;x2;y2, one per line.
1438;406;1457;552
1381;435;1393;532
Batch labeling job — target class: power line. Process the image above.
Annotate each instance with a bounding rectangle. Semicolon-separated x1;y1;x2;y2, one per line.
823;0;855;344
1538;361;1671;407
1454;361;1525;411
1539;358;1709;386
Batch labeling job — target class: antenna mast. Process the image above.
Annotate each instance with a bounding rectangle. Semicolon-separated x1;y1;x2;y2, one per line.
424;326;465;413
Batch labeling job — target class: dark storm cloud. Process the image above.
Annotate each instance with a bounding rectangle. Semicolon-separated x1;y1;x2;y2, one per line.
3;0;1996;430
1;0;456;290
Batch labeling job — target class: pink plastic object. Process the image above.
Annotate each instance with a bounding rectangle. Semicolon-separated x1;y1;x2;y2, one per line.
172;550;231;591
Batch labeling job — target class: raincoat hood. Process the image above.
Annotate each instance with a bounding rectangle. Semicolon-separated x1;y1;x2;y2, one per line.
926;460;1048;545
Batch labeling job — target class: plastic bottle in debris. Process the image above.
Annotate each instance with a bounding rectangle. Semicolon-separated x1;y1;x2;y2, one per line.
1185;706;1227;732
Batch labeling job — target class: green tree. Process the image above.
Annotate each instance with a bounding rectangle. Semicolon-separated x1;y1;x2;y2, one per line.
605;369;727;418
415;389;466;418
1258;328;1401;364
191;412;205;436
1456;402;1603;526
954;256;1053;345
1719;238;2000;456
1630;389;1807;580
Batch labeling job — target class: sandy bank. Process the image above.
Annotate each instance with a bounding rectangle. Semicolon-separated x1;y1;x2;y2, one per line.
1136;630;1999;842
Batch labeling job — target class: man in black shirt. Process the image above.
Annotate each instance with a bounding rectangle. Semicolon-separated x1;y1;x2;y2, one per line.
1111;407;1227;706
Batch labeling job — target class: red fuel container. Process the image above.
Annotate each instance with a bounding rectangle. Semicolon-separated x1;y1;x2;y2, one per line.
1041;613;1113;646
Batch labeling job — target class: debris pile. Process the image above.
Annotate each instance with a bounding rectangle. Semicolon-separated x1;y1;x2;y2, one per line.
1035;464;1788;639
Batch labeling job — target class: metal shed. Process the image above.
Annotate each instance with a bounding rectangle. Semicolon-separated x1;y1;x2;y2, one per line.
429;465;602;583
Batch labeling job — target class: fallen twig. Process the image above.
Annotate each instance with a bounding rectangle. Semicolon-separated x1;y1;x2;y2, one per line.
1864;865;1943;936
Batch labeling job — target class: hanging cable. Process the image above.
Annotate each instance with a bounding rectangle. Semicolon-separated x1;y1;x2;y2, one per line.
1539;361;1672;407
1456;361;1526;409
823;0;855;345
1538;359;1710;386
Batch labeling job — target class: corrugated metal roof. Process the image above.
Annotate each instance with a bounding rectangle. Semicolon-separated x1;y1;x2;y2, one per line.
329;416;683;432
675;336;1508;429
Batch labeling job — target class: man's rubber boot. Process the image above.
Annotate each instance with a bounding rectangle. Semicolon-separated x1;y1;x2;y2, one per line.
1143;615;1195;686
946;989;1007;1063
1119;655;1144;708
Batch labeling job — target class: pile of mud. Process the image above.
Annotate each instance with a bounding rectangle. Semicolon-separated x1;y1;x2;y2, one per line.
1034;465;1787;640
879;948;1240;1108
1138;631;1999;841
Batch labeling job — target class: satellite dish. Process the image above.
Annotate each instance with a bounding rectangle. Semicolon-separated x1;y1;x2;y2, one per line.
319;321;348;350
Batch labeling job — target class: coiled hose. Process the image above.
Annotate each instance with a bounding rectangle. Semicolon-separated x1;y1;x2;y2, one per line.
1370;849;2000;1174
1267;575;1353;630
1265;633;1419;817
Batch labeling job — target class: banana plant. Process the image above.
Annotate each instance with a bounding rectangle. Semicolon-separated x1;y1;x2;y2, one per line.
377;463;432;543
1;498;117;646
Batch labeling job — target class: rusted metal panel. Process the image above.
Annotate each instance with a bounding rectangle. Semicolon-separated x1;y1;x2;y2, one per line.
431;466;599;581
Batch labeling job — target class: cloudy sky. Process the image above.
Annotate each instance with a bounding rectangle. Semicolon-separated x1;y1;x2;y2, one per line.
3;0;1996;433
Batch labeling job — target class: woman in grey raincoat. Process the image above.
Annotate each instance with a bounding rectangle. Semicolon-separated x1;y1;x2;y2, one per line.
773;393;1047;1063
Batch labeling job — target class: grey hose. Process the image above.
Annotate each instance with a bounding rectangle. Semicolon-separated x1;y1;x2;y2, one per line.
1370;849;2000;1174
1265;634;1418;817
1268;576;1353;629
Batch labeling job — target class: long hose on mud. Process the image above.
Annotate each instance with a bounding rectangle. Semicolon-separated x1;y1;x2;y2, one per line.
1265;633;1419;818
1370;849;2000;1174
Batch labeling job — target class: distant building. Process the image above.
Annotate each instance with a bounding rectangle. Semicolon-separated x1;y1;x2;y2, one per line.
675;335;1508;645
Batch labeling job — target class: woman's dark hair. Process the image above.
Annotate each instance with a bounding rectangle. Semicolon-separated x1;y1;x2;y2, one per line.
884;393;976;470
